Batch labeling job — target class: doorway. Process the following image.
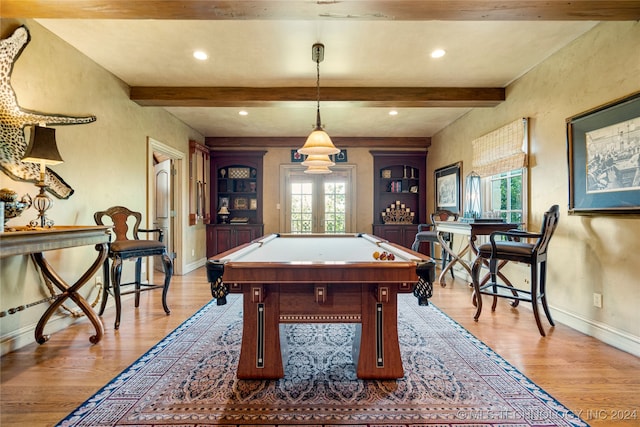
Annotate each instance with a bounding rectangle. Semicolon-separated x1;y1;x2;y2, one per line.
279;164;356;233
147;137;185;276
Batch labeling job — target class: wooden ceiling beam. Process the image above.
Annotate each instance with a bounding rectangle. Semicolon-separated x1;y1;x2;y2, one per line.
205;136;431;149
130;86;505;108
3;1;640;21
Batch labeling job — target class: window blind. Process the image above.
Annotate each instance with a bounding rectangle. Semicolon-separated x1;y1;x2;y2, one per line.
472;118;528;177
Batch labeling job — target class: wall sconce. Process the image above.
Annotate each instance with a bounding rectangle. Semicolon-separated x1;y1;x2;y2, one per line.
464;171;482;219
21;125;63;228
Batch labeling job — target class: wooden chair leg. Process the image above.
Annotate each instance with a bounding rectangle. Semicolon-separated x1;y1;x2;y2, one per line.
111;257;124;330
160;251;173;315
98;259;110;316
539;262;555;326
134;258;142;308
530;262;547;336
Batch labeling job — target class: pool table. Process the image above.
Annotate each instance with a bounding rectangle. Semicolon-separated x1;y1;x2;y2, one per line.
206;233;435;380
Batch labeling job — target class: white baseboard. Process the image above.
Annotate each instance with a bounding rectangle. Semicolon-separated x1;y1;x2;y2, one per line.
550;306;640;357
184;257;207;274
443;266;640;357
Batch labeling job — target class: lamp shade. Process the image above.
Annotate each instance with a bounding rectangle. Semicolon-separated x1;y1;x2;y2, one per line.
298;128;340;156
22;125;63;165
301;154;335;167
218;206;230;215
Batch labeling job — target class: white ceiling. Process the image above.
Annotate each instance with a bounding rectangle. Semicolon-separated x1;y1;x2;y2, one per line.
36;19;598;138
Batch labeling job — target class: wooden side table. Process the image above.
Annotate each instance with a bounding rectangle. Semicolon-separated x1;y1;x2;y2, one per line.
0;226;110;344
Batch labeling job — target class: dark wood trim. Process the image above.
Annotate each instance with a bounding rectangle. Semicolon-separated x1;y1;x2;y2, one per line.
205;136;431;149
130;86;505;108
4;1;640;20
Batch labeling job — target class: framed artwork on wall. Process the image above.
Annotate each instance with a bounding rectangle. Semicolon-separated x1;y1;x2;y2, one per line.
434;162;462;214
567;91;640;215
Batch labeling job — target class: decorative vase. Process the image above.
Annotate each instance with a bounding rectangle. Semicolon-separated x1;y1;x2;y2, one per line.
1;188;32;225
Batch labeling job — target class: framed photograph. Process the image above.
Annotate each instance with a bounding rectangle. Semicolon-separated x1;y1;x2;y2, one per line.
233;197;248;210
434;162;462;214
567;91;640;215
250;198;257;210
218;196;229;209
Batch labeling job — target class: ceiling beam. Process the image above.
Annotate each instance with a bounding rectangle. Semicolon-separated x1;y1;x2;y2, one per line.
3;1;640;20
130;86;505;108
205;136;431;149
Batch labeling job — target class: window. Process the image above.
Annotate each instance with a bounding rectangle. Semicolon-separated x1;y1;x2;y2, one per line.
472;118;529;226
280;165;355;234
322;179;347;233
484;169;525;224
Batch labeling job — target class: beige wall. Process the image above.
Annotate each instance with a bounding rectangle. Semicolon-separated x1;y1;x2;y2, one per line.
0;19;205;353
428;21;640;355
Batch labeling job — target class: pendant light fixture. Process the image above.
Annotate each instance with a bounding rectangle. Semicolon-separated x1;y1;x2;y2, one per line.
298;43;340;159
302;153;334;175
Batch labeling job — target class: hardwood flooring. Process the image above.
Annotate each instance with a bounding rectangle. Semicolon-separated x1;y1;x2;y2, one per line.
1;267;639;426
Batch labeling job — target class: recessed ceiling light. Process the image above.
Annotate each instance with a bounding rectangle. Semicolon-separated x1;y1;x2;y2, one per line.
193;50;208;61
389;110;398;116
431;49;446;58
239;110;248;116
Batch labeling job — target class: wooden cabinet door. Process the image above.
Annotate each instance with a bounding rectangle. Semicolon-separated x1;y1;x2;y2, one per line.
214;226;234;255
235;227;256;246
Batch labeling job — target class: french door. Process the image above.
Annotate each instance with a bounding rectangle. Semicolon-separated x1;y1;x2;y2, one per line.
281;166;355;234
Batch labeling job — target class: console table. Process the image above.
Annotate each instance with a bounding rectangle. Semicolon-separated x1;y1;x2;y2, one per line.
0;226;110;344
434;221;519;287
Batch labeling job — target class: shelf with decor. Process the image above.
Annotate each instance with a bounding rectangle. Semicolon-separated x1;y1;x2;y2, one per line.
371;151;427;249
208;151;266;257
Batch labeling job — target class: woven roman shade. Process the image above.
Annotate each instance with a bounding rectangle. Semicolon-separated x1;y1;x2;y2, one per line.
472;118;528;177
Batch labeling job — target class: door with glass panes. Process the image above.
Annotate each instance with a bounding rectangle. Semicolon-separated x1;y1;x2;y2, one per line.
285;168;352;233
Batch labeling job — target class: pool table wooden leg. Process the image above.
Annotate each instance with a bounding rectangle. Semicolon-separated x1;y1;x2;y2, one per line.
356;284;404;379
237;284;284;379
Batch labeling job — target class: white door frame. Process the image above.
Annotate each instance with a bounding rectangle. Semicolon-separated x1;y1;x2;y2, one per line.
147;137;185;276
279;164;357;233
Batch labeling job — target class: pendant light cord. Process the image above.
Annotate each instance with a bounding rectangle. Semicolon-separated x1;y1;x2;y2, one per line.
315;46;322;128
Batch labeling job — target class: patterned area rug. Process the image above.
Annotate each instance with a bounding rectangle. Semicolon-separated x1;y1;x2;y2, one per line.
59;294;587;426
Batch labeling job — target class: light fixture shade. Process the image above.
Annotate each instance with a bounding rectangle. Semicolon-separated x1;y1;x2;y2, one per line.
304;165;332;174
301;153;335;167
298;129;340;156
218;206;230;215
22;125;64;165
464;171;482;219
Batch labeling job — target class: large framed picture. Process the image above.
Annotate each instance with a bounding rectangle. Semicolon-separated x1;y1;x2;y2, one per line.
567;91;640;215
434;162;462;214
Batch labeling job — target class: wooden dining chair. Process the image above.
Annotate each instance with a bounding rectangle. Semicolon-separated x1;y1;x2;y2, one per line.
470;204;560;336
94;206;173;329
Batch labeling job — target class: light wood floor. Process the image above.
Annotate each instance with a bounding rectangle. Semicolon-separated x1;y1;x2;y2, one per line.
1;267;639;426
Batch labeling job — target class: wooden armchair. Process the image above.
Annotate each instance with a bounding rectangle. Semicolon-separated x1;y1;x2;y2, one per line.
94;206;173;329
471;204;560;336
411;210;459;276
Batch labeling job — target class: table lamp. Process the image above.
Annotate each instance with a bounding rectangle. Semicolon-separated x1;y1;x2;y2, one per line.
21;125;63;228
218;205;230;224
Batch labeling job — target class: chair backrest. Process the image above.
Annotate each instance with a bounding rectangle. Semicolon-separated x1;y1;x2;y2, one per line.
430;209;459;224
94;206;143;242
533;204;560;256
